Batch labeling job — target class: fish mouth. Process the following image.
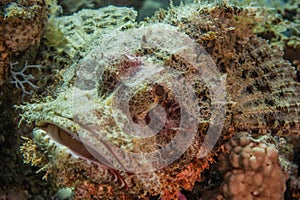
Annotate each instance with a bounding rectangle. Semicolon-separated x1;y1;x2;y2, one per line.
35;121;129;188
35;121;114;168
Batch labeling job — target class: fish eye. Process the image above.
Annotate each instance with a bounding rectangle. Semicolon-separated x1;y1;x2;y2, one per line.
154;85;164;96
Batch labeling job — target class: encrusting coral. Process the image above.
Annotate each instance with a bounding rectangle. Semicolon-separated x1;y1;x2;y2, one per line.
0;0;48;86
18;1;300;200
3;1;46;53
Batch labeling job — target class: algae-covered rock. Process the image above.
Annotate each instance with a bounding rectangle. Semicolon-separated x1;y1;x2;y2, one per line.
0;0;48;86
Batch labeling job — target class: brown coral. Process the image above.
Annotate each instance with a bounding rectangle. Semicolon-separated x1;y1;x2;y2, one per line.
0;0;48;86
3;0;47;52
216;132;289;200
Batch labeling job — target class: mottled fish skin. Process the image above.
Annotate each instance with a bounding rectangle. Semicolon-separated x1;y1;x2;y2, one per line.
18;3;300;200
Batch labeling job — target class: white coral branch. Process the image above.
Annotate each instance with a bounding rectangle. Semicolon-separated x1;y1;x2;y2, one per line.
10;61;40;95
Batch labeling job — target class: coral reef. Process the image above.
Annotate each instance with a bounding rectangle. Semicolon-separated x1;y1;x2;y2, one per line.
282;135;300;199
15;1;300;200
0;0;48;86
3;1;46;53
0;1;62;199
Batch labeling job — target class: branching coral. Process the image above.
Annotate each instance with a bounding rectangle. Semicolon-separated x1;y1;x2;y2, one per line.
10;61;40;95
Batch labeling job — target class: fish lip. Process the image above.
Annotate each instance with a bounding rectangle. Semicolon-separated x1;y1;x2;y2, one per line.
33;121;129;189
34;120;118;171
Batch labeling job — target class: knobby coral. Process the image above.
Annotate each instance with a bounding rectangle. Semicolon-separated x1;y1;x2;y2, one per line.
217;132;289;200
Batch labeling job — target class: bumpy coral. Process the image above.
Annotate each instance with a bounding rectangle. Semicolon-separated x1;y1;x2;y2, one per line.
0;0;48;86
0;20;8;86
3;1;47;52
18;2;300;200
217;132;289;200
281;135;300;199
